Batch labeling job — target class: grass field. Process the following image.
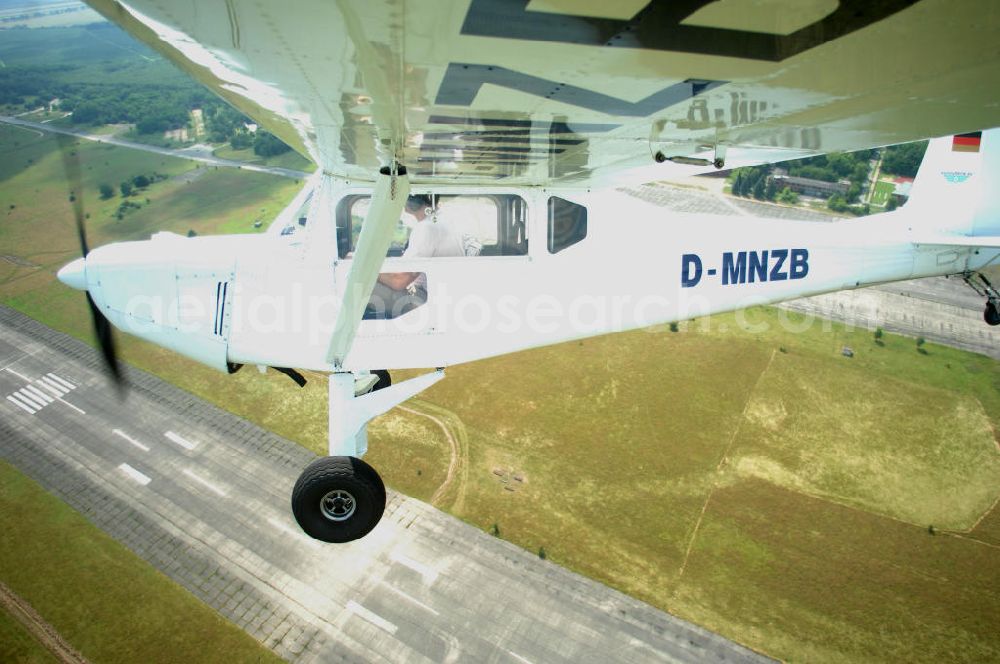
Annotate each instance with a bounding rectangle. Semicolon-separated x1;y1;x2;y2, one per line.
0;123;302;298
871;179;896;207
0;606;59;664
2;121;999;662
213;145;315;173
0;460;281;664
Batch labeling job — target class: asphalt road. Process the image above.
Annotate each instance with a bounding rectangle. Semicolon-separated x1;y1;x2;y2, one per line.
0;115;310;180
0;306;770;664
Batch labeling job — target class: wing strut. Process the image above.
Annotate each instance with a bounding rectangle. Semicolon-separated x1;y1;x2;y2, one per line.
326;165;410;368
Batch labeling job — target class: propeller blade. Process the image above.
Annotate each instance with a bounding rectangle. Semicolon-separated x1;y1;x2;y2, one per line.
56;134;124;393
86;293;124;391
56;134;89;256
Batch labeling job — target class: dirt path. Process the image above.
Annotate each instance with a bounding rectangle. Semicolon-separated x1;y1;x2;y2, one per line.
0;581;89;664
676;348;777;583
398;402;469;510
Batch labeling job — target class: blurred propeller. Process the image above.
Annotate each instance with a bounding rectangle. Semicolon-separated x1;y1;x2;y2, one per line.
57;135;125;393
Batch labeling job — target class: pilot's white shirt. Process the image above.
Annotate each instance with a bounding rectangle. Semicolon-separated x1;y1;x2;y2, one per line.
403;218;467;259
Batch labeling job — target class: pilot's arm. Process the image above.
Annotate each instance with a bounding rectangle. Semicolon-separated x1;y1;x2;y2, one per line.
377;222;434;290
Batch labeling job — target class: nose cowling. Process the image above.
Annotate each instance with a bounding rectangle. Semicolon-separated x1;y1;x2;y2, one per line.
57;257;88;291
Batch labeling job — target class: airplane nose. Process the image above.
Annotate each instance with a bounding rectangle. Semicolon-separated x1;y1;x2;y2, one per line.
57;257;88;291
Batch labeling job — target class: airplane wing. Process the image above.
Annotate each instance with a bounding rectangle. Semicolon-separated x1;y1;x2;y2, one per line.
85;0;1000;186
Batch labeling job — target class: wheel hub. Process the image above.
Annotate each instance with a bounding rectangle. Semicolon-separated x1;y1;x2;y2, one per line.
320;489;356;521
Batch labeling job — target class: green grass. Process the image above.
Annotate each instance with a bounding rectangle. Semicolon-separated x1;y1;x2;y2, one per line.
871;179;896;207
0;607;59;664
0;461;281;664
0;124;301;297
213;145;315;172
676;479;1000;664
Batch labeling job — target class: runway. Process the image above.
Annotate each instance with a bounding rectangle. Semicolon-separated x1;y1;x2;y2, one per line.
0;305;770;664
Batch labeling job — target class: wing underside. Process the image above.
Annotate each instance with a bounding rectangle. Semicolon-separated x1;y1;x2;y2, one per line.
86;0;1000;186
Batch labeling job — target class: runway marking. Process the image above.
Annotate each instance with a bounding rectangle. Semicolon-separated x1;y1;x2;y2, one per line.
23;384;53;404
118;463;151;486
15;389;46;410
35;378;66;397
112;429;150;452
3;370;84;415
507;650;534;664
165;431;197;450
182;468;226;496
47;373;75;390
53;397;85;415
6;395;36;414
345;601;398;635
266;517;322;549
390;550;439;584
379;581;439;616
4;368;31;382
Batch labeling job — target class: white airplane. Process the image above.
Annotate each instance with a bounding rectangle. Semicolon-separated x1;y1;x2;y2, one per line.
55;0;1000;542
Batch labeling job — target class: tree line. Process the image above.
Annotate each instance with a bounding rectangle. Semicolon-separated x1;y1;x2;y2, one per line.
1;57;292;157
729;141;928;214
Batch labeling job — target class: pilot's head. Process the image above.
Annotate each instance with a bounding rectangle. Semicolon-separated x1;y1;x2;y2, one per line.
404;194;433;222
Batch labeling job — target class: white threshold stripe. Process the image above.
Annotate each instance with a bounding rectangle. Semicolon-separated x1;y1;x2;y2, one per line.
390;550;439;583
118;463;151;486
23;384;53;404
47;373;75;390
379;582;440;616
9;393;38;413
181;468;226;496
4;367;31;381
112;428;150;452
37;377;66;396
40;375;68;391
35;376;70;396
6;395;35;414
165;431;197;450
16;390;46;409
345;601;398;635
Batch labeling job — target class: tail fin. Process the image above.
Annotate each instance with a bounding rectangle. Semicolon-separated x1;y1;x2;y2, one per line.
905;129;1000;237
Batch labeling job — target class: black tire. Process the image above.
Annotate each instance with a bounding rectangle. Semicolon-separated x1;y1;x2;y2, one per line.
372;369;391;391
985;301;1000;326
291;456;386;543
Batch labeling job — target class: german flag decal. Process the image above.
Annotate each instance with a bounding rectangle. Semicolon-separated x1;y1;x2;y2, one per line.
953;132;982;152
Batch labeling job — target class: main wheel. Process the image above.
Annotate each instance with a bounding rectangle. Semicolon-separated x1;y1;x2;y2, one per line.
985;301;1000;326
291;456;386;543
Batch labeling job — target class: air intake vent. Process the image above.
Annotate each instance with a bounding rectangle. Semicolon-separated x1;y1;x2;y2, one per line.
213;281;229;336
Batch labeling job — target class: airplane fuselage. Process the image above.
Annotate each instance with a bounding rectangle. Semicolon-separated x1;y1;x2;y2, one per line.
74;185;991;374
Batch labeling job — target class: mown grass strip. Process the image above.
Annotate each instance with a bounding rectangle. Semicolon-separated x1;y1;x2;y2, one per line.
0;460;281;664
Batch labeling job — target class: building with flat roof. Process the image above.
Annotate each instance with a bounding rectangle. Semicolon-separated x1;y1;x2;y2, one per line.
769;174;850;198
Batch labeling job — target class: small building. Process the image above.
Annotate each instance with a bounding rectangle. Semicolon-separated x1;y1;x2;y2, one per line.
892;177;913;205
769;174;850;198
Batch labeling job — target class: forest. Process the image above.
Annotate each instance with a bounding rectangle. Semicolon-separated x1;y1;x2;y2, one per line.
0;23;291;155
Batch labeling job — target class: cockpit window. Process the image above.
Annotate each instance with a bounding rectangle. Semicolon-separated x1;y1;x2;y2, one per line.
336;193;528;259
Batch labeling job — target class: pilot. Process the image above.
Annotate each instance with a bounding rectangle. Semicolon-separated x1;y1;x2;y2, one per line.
367;194;471;318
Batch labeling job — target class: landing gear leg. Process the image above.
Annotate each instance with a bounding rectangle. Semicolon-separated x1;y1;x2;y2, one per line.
291;370;445;542
962;271;1000;326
